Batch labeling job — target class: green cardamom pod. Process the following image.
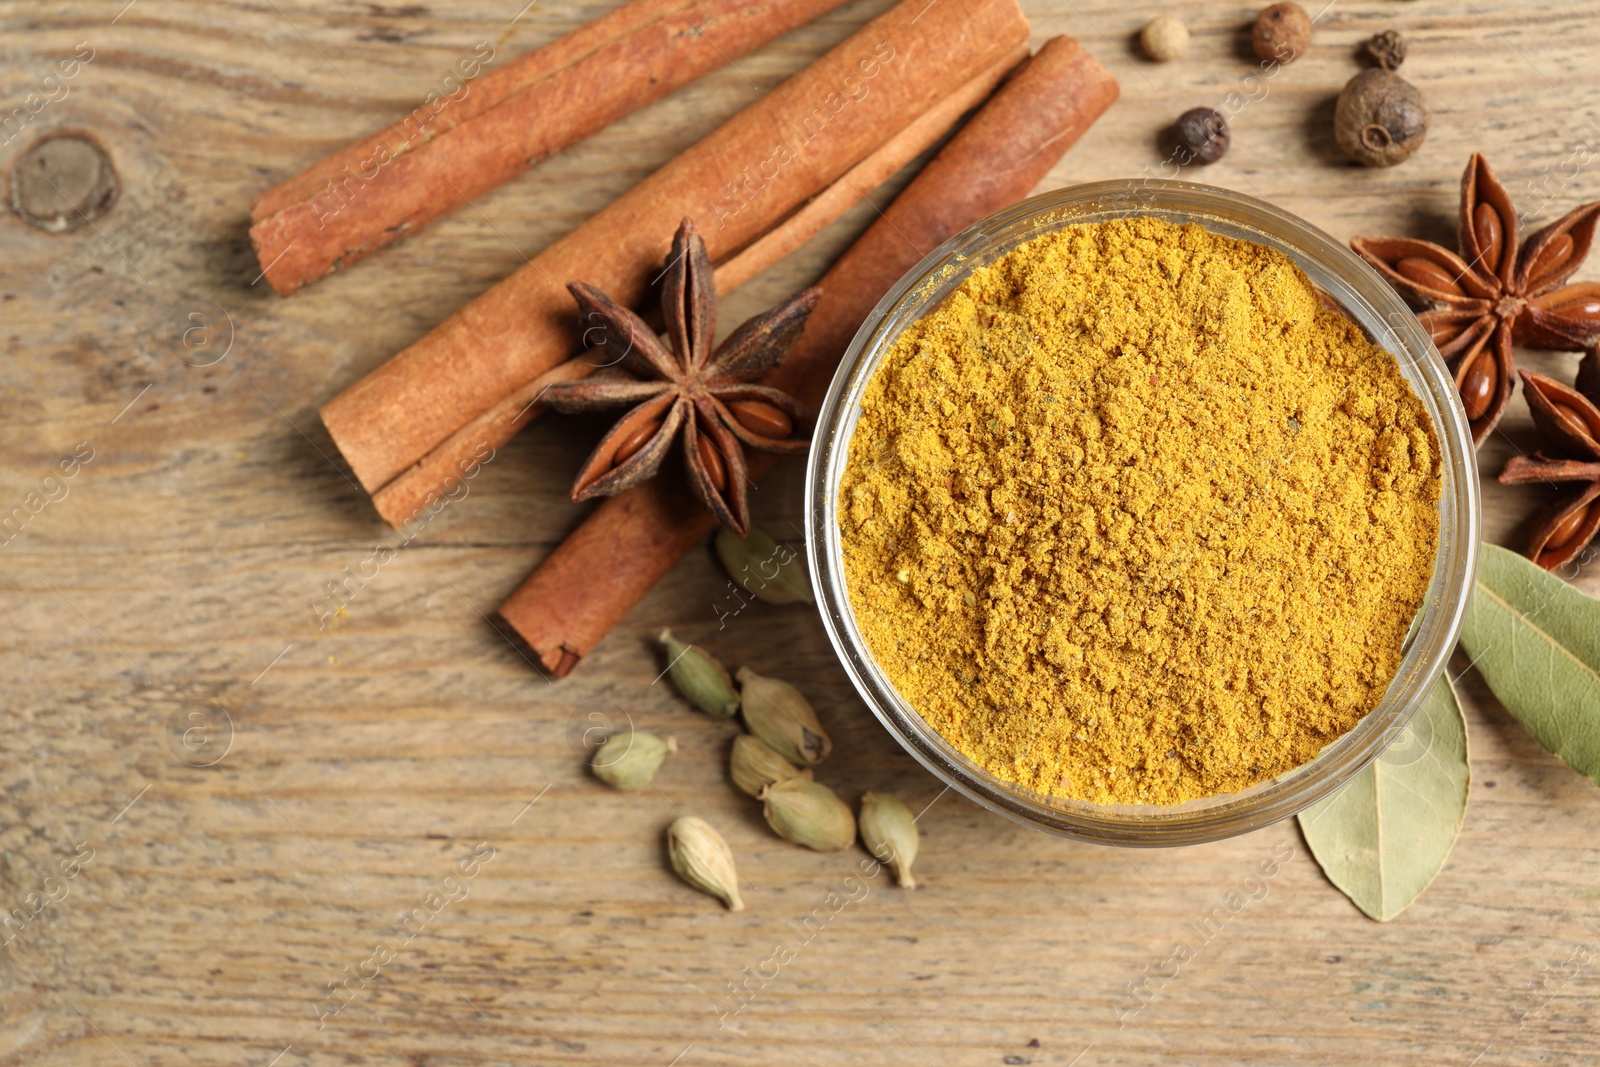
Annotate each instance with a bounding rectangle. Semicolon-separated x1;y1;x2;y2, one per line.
858;791;919;888
659;630;739;718
736;667;831;767
729;733;809;798
715;526;814;605
759;777;856;852
590;730;675;791
666;816;744;911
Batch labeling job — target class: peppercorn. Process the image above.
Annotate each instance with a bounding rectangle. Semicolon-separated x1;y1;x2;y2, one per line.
1252;2;1312;64
1362;29;1407;72
1140;15;1189;62
1334;69;1430;167
1169;108;1230;166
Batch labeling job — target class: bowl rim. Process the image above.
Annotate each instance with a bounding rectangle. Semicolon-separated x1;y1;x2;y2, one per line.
804;178;1482;847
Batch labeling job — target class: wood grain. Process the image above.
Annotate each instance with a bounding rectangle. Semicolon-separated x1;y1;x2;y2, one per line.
1;1;1598;1065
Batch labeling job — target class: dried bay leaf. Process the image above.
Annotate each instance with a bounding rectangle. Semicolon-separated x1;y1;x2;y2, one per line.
1298;676;1469;922
1459;542;1600;786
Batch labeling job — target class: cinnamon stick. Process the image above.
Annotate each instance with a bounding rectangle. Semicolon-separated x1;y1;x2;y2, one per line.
368;44;1028;528
497;36;1120;676
320;0;1032;500
250;0;856;295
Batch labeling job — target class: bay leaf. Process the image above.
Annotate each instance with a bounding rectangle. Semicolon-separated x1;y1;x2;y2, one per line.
1298;675;1469;922
1458;542;1600;786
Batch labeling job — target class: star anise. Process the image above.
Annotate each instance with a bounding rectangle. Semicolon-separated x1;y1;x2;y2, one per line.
1498;356;1600;571
540;218;820;537
1352;154;1600;446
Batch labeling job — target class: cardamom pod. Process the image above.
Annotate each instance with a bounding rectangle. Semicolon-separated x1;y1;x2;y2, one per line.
736;667;831;766
729;733;809;798
759;777;856;852
659;629;739;718
858;791;919;888
715;526;814;605
590;730;675;791
666;816;744;911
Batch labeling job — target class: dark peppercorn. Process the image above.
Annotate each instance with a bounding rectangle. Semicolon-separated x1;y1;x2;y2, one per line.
1170;108;1230;165
1361;29;1407;71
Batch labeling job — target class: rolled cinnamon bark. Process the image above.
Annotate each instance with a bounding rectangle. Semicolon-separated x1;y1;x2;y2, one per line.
320;0;1032;501
250;0;856;295
368;44;1028;527
498;36;1120;676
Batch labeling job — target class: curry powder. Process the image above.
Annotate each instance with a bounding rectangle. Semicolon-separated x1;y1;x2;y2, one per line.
838;218;1441;805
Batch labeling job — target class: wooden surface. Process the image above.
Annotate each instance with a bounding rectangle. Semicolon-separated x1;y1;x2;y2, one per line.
2;2;1598;1064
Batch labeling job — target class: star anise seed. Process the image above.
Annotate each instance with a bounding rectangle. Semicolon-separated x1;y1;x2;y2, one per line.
540;217;821;537
1352;154;1600;446
1498;361;1600;571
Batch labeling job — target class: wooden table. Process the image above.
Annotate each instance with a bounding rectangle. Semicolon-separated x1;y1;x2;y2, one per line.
2;2;1597;1063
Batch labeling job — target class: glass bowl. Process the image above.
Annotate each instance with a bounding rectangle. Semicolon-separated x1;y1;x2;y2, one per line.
804;179;1480;847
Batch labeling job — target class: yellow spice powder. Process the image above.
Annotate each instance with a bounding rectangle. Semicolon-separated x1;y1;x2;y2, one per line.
838;217;1441;806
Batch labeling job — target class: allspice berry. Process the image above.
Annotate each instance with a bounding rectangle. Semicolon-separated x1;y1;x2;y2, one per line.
1335;69;1430;167
1252;2;1312;64
1170;108;1230;166
1140;15;1189;62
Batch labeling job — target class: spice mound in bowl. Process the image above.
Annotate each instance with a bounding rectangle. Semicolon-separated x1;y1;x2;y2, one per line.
837;217;1442;806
